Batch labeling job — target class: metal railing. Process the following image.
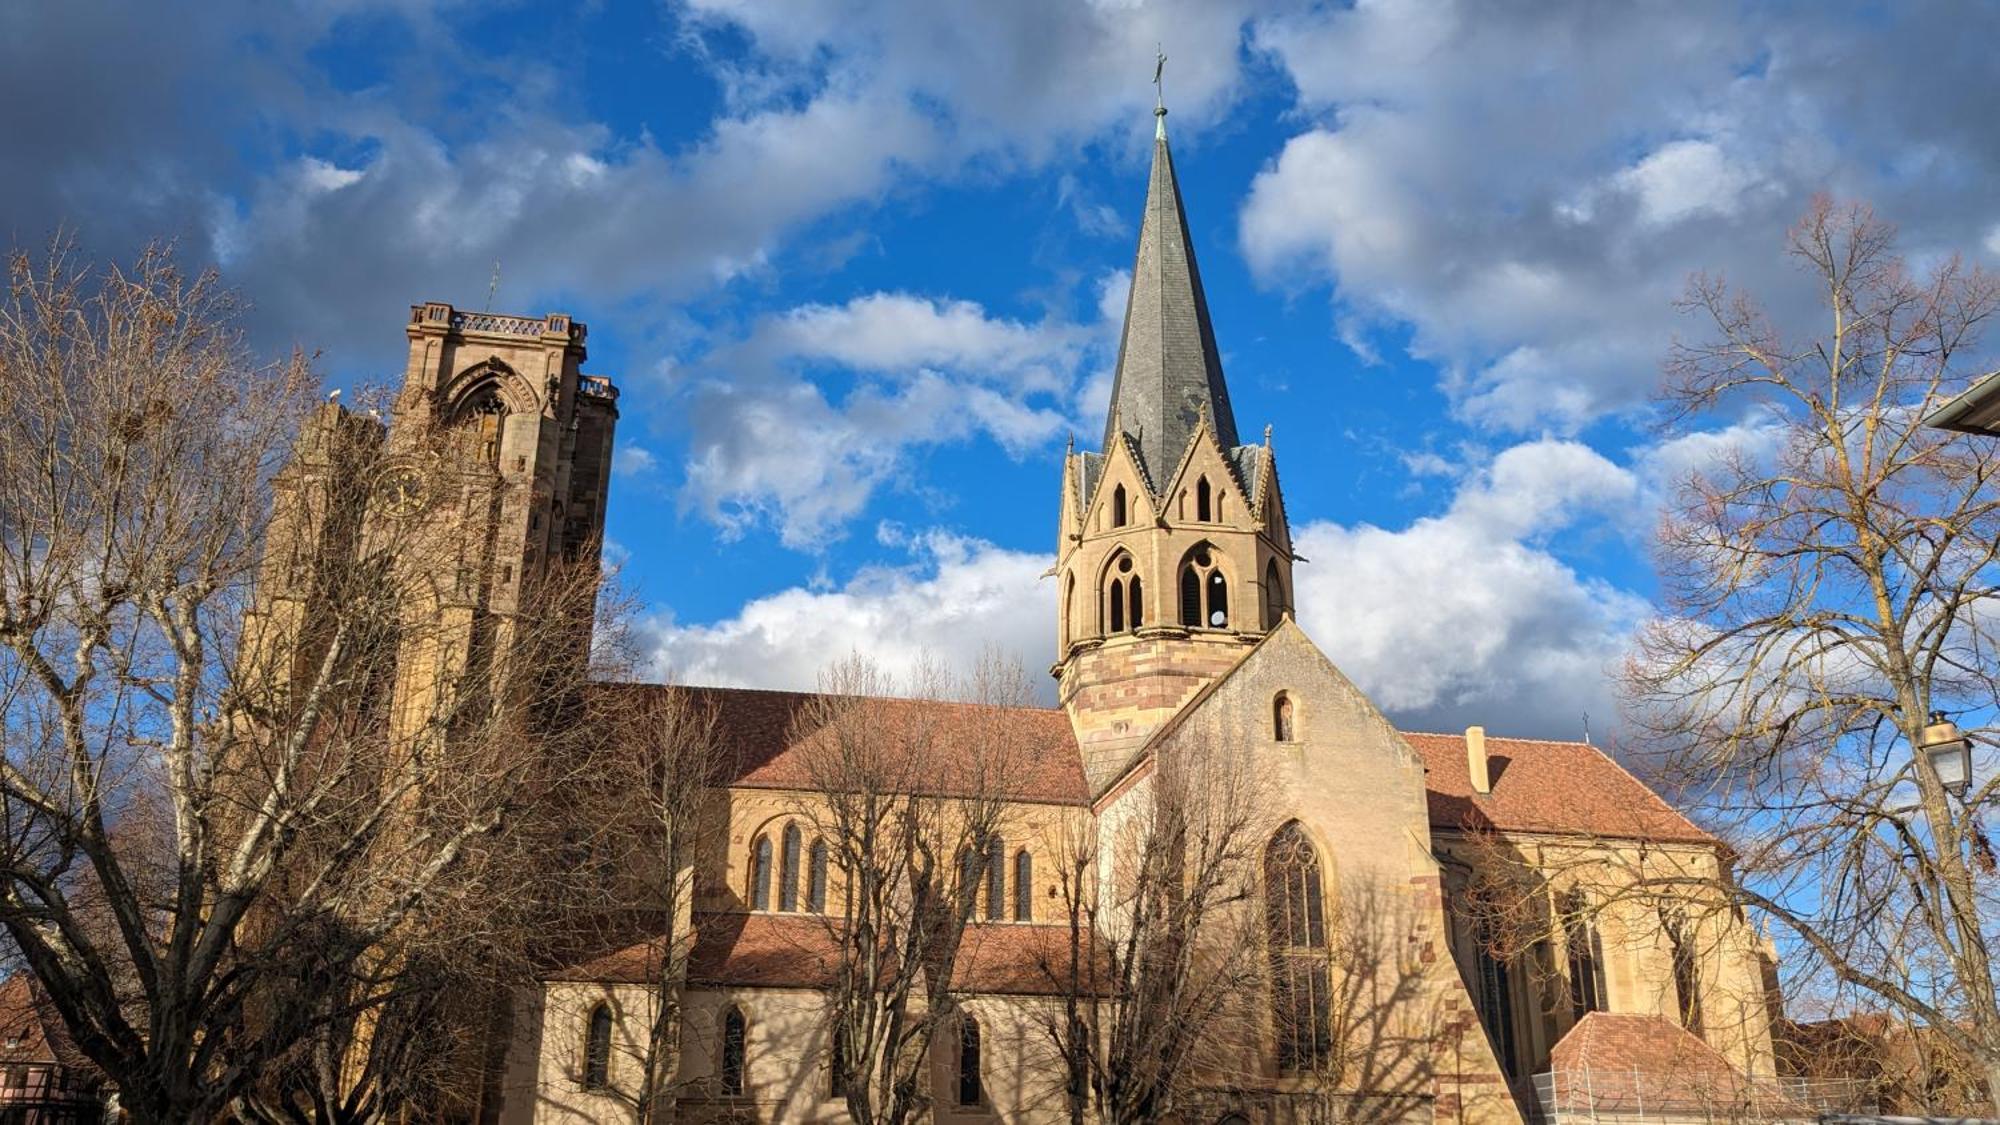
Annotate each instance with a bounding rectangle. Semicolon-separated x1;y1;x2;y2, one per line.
1530;1068;1877;1123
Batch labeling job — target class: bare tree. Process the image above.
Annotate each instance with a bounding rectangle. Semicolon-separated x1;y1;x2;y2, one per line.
800;651;1032;1125
572;681;732;1124
1625;197;2000;1108
1039;724;1271;1125
0;241;605;1123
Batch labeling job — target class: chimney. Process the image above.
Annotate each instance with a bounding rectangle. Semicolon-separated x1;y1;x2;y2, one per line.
1466;725;1490;795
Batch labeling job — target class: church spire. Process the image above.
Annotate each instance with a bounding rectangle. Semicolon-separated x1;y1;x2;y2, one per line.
1101;87;1238;483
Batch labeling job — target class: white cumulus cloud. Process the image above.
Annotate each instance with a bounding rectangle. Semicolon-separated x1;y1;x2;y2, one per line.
1292;439;1648;738
631;529;1057;695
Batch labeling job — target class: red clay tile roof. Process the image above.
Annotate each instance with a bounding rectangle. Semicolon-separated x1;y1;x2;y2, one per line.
591;686;1709;843
591;684;1090;805
551;912;1097;996
1401;732;1712;845
1549;1013;1802;1117
0;974;91;1069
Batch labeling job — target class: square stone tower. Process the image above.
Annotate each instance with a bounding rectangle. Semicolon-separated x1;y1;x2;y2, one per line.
246;303;619;743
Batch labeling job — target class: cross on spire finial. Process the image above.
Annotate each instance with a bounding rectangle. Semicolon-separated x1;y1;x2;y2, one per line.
1153;46;1167;138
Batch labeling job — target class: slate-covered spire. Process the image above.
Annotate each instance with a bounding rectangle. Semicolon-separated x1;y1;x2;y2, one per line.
1101;103;1238;482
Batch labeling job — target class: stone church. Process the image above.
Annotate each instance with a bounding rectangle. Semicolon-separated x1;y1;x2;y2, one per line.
275;107;1784;1124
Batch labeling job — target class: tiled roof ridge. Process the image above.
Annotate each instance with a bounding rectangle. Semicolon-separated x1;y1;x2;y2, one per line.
1399;729;1591;746
601;680;1065;716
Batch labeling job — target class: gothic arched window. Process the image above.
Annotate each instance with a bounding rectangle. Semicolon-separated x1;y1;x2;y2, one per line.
986;835;1006;921
957;1017;983;1106
1179;546;1230;629
720;1006;747;1095
780;824;802;912
1666;909;1704;1036
453;383;509;466
960;846;982;919
1471;915;1519;1075
1266;822;1329;1071
750;836;772;911
583;1003;612;1090
1564;892;1607;1021
1265;559;1287;629
808;839;829;913
1196;476;1212;522
1061;571;1074;650
1106;553;1137;634
1014;850;1033;922
1112;484;1128;528
1273;693;1296;742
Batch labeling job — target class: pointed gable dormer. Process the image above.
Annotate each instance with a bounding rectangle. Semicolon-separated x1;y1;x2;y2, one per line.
1053;101;1296;792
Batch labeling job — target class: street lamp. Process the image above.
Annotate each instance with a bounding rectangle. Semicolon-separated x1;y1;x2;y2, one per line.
1918;712;1973;798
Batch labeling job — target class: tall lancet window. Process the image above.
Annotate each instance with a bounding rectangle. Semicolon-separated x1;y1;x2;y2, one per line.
779;823;802;912
1178;546;1230;629
750;835;772;911
808;840;830;913
986;835;1005;921
1265;822;1330;1071
720;1007;747;1095
1472;917;1519;1076
1106;553;1137;634
582;1003;612;1090
1665;909;1704;1036
1563;892;1607;1020
1061;571;1075;650
1265;559;1288;629
1196;476;1212;522
1112;484;1128;527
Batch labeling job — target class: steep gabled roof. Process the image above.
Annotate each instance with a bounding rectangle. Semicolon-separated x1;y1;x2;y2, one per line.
1402;731;1712;845
1550;1013;1801;1117
583;688;1708;843
591;683;1090;805
1102;116;1238;485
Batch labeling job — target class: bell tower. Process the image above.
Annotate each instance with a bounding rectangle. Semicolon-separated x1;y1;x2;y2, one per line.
1055;104;1295;791
373;304;620;738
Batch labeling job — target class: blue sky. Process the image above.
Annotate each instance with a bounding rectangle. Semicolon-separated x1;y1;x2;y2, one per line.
11;0;2000;738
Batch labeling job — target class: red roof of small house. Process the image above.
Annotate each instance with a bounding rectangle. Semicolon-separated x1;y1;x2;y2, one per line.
549;912;1101;997
1400;732;1712;845
1549;1013;1801;1117
0;974;92;1070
